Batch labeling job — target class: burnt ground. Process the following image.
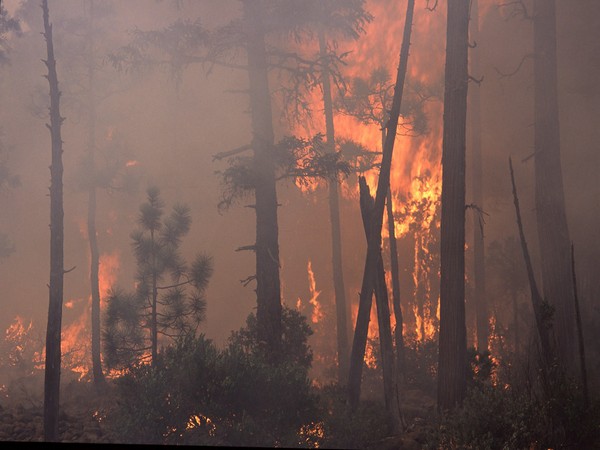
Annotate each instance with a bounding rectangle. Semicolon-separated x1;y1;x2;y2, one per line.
0;369;437;448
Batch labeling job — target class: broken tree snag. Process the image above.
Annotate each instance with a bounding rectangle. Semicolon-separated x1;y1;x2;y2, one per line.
348;176;376;408
508;157;554;372
347;0;414;411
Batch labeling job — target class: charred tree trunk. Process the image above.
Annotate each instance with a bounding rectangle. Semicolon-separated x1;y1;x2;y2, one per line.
348;0;414;410
381;127;405;383
386;189;404;382
509;157;554;372
358;178;403;430
318;29;350;383
42;0;65;441
533;0;576;371
86;0;106;388
469;0;488;354
438;0;469;411
244;0;282;360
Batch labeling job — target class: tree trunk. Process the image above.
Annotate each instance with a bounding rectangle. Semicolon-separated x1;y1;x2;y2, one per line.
469;0;488;354
151;230;158;365
244;0;282;360
386;189;404;383
318;29;350;384
570;244;589;409
86;0;106;388
42;0;65;441
348;0;414;409
437;0;469;411
358;178;403;431
509;157;554;372
533;0;576;371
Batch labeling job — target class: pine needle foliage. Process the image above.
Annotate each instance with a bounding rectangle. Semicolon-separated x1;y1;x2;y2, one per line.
103;186;213;370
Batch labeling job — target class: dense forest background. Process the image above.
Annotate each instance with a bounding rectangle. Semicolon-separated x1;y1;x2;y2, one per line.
0;0;599;448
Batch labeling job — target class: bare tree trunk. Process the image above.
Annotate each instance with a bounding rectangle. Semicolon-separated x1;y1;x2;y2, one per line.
509;157;554;371
533;0;576;371
151;230;158;365
348;0;414;410
570;244;589;409
437;0;469;411
358;178;403;431
318;29;349;383
42;0;65;440
86;0;106;388
244;0;282;360
386;190;404;382
469;0;488;354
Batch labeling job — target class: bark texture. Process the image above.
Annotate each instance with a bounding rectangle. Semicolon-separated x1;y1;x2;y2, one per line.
438;0;469;411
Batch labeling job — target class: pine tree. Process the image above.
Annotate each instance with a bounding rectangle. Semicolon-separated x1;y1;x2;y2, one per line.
103;186;212;369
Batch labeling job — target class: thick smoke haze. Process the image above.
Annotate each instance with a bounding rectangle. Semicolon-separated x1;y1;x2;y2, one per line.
0;0;598;389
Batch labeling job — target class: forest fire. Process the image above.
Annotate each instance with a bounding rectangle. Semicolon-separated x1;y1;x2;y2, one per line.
0;0;598;447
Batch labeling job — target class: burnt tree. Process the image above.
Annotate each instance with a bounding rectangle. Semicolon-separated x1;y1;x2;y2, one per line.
42;0;66;441
347;0;414;424
437;0;469;411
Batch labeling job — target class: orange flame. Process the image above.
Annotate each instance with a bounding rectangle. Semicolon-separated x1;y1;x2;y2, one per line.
307;260;323;324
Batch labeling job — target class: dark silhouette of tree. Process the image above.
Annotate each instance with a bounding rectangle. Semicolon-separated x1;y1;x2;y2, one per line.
41;0;65;441
532;0;576;372
103;186;212;370
437;0;469;411
347;0;414;431
339;66;431;384
509;157;555;378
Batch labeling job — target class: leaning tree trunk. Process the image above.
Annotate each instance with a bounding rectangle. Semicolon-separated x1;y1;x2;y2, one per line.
42;0;65;441
509;157;554;374
358;178;403;431
533;0;576;372
244;0;282;360
86;0;106;388
348;0;414;409
469;0;488;354
437;0;469;411
381;127;405;382
318;28;350;384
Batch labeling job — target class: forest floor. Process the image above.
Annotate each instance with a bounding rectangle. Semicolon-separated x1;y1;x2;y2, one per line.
0;371;438;448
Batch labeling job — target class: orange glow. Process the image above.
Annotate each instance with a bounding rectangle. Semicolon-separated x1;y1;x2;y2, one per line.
99;251;120;299
307;260;323;324
125;160;139;167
